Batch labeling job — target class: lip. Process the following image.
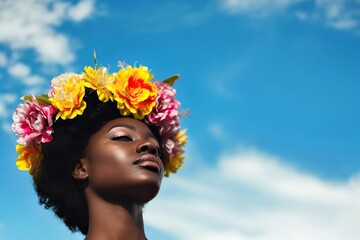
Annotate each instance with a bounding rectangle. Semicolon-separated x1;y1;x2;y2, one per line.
134;154;163;174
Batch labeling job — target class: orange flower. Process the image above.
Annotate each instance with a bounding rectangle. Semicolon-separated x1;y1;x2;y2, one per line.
83;66;115;102
49;74;87;120
113;65;157;119
15;143;43;175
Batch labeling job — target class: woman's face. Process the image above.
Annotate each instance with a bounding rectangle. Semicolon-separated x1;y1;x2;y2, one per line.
81;117;164;204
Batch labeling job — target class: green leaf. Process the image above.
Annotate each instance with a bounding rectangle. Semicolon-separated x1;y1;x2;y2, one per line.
21;94;51;105
162;74;180;86
36;94;51;105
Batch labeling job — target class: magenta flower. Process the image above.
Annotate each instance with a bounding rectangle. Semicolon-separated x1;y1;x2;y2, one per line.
158;118;181;156
147;81;180;125
146;81;183;158
162;138;176;157
12;95;56;145
159;118;180;138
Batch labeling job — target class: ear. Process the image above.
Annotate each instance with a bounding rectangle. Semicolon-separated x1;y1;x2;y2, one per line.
73;158;89;180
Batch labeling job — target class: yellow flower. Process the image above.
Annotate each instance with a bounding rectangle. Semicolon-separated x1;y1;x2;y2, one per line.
113;65;157;119
15;143;43;175
165;151;185;177
83;66;115;102
163;129;187;176
49;74;87;120
175;129;188;147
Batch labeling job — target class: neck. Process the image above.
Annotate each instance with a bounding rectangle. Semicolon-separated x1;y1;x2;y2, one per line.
84;188;147;240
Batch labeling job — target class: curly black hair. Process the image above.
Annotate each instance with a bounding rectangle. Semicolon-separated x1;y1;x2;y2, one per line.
32;91;161;235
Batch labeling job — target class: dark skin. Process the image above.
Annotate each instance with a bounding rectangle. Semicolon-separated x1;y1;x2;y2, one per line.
73;118;165;240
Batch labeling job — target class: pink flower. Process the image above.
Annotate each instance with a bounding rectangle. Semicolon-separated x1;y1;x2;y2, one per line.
162;138;176;157
158;118;181;156
146;81;180;125
145;81;183;158
12;95;56;145
159;118;180;139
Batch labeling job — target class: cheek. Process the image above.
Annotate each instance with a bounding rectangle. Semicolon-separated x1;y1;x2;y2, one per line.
87;147;132;187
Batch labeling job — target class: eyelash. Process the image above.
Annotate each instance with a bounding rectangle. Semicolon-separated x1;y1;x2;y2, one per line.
112;136;133;141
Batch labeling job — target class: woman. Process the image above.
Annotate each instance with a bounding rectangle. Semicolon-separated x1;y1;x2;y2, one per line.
11;60;187;239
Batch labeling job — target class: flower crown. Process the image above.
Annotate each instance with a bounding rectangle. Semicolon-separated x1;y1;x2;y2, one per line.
12;60;188;177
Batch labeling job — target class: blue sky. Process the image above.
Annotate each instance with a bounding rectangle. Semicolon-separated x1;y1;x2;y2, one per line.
0;0;360;239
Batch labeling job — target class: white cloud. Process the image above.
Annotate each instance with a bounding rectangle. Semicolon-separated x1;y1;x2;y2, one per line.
8;63;30;78
295;11;308;21
329;18;358;30
23;75;47;86
0;0;97;135
68;0;96;22
220;0;360;33
7;62;46;86
317;0;359;31
0;93;17;103
0;52;7;67
145;146;360;240
0;0;96;65
326;2;342;19
220;149;356;204
1;122;13;135
23;88;43;97
0;102;8;118
221;0;303;14
0;93;17;118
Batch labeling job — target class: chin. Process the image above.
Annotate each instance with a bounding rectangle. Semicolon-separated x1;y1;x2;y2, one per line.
93;169;163;205
132;174;162;204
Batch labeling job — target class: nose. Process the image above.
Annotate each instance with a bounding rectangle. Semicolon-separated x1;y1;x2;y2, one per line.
136;141;159;156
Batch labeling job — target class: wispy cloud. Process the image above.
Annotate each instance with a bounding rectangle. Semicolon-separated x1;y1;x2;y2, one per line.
206;59;248;100
8;62;30;78
316;0;359;30
220;0;360;33
145;146;360;240
0;93;17;136
0;0;96;65
0;0;97;87
7;62;46;86
112;2;216;33
221;0;303;15
209;122;228;142
68;0;96;22
0;0;98;135
0;93;17;118
0;52;7;67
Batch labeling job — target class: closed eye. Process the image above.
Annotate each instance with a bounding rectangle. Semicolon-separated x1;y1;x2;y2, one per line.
112;136;133;141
